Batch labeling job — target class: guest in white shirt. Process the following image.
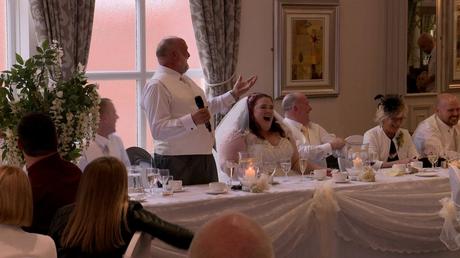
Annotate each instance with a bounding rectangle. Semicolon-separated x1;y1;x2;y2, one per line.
141;36;257;185
0;165;57;258
189;212;274;258
363;95;419;169
282;93;345;167
78;98;130;170
412;93;460;158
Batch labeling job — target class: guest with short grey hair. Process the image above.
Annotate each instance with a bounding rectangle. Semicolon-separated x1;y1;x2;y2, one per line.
282;92;345;167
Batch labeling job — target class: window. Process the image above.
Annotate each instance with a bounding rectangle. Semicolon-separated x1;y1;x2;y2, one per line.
87;0;202;151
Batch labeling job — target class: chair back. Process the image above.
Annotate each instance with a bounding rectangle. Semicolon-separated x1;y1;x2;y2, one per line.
345;135;364;145
448;166;460;206
123;231;152;258
126;147;153;166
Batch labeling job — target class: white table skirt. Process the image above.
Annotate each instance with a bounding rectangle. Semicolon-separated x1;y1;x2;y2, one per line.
143;170;460;258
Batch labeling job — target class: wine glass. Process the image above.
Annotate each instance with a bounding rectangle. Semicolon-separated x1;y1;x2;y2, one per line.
279;159;291;181
368;152;378;167
427;152;439;169
225;160;238;188
158;169;170;189
299;158;308;180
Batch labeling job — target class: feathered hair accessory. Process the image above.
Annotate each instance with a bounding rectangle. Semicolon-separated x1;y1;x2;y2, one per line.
374;94;404;115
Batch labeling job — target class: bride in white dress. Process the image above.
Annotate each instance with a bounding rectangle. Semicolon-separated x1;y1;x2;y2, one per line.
216;93;311;175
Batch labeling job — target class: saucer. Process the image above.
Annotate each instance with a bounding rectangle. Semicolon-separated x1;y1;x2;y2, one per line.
206;189;228;195
415;172;438;177
334;179;351;184
314;176;329;181
173;187;185;193
129;193;147;202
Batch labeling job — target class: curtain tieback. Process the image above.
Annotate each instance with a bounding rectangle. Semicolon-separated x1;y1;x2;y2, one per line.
205;73;236;88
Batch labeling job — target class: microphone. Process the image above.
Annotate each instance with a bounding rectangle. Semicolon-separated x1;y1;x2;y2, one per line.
194;96;212;132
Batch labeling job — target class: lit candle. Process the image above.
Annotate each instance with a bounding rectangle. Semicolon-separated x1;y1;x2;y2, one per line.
353;157;363;169
245;166;256;178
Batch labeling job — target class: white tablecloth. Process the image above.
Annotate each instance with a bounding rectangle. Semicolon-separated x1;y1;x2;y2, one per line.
143;170;460;258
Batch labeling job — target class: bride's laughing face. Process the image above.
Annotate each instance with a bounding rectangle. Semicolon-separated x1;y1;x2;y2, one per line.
253;97;274;131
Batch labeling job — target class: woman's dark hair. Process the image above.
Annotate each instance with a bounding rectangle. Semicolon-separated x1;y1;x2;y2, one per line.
247;93;285;139
373;94;407;124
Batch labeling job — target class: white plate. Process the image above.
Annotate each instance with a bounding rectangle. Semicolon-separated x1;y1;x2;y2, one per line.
334;179;351;184
206;189;228;195
415;172;438;177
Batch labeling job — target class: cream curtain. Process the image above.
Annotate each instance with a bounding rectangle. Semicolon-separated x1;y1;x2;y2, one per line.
29;0;95;79
189;0;241;125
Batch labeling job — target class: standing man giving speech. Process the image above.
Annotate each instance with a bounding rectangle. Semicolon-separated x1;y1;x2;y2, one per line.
142;36;256;185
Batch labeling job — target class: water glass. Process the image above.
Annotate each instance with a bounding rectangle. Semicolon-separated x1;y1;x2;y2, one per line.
128;172;144;194
158;169;170;187
280;159;291;180
427;152;439;169
146;167;160;194
225;160;238;187
163;175;174;195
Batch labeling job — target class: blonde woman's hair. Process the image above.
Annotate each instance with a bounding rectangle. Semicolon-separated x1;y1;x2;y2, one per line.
61;157;129;253
0;165;33;226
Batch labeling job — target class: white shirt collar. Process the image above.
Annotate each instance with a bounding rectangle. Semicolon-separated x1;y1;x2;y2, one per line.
284;117;309;129
435;114;454;132
157;65;182;80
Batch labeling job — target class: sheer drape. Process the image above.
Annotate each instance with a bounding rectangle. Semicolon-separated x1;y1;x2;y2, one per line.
29;0;95;79
189;0;241;125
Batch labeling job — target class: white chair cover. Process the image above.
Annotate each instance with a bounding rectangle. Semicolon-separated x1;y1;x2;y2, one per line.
123;231;152;258
345;135;364;145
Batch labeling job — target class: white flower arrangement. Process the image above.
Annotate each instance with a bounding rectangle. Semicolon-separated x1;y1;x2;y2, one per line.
0;40;100;166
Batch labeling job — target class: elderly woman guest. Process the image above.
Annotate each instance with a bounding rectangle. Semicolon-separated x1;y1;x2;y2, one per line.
363;95;419;169
0;166;57;257
217;93;317;175
49;157;193;257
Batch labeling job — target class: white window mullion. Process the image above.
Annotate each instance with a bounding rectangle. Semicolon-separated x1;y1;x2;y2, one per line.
136;0;147;148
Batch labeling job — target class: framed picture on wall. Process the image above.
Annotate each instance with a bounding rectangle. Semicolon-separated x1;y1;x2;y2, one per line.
274;1;339;98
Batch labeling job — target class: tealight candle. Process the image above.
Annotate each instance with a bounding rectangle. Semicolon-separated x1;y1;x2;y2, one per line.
353;157;363;169
245;166;256;178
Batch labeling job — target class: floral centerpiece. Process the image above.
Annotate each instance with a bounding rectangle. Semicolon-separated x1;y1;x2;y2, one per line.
0;40;100;166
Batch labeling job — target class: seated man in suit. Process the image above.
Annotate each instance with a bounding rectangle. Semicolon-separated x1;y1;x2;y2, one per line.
188;212;274;258
18;112;82;234
413;93;460;160
282;93;345;167
78;98;130;170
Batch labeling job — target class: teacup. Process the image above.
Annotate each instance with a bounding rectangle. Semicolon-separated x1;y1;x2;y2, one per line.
332;172;348;182
169;180;183;192
392;164;406;173
313;169;327;180
209;182;227;192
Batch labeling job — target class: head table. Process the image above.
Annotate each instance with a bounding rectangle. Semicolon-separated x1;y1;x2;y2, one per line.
141;169;460;258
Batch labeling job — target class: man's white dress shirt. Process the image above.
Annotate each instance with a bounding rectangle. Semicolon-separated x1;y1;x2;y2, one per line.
283;117;335;167
141;65;235;155
363;125;419;169
412;114;460;156
78;133;131;170
0;224;57;258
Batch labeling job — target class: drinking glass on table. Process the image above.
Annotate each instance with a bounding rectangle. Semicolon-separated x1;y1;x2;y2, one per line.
225;160;238;188
158;169;170;188
427;152;439;169
146;167;160;195
299;158;308;180
279;159;291;181
127;169;144;194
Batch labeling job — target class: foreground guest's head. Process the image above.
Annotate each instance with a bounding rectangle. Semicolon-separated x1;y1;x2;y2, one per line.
156;36;190;74
0;165;33;227
17;112;58;157
98;98;119;137
282;93;312;125
188;212;274;258
436;93;460;127
61;157;128;253
247;93;285;139
374;95;407;136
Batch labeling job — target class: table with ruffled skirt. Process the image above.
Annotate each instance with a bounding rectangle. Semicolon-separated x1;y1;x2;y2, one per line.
143;169;460;258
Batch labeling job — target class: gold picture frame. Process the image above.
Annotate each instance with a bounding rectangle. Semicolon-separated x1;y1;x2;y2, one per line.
274;1;339;98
